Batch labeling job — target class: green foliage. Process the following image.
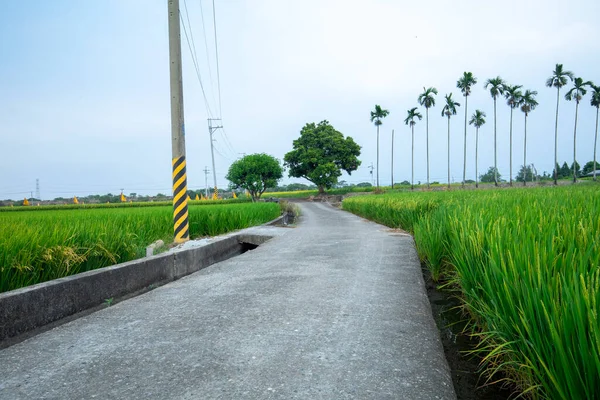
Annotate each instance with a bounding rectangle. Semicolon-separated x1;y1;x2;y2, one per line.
343;187;600;399
479;167;502;183
469;109;486;127
284;121;361;193
546;64;574;89
515;165;535;182
404;107;422;126
484;76;506;99
456;71;477;96
370;105;389;126
441;93;460;118
0;203;280;292
226;153;283;201
583;161;597;175
418;87;438;109
0;198;250;212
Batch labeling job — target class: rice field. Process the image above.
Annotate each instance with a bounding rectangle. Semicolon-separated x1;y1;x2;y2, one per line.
0;202;280;293
343;186;600;399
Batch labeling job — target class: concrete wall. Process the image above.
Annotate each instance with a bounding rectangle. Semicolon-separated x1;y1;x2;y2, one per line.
0;233;272;345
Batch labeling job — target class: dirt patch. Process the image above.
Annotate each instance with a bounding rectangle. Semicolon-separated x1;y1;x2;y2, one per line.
423;267;515;400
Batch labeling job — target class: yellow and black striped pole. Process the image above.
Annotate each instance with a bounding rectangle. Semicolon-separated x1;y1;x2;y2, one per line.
168;0;189;243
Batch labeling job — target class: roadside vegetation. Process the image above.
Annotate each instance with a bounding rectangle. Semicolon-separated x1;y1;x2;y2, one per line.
343;186;600;399
0;202;279;293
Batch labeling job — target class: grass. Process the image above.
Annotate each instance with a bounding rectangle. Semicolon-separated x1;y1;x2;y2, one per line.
0;202;280;293
1;197;251;212
342;186;600;399
264;186;375;198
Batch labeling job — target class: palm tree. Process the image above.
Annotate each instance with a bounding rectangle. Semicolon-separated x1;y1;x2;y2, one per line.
469;110;486;188
404;107;423;190
546;64;574;185
565;77;592;183
457;72;477;188
441;93;460;189
590;84;600;181
504;84;523;186
484;77;506;186
417;87;438;188
370;105;389;189
519;90;538;186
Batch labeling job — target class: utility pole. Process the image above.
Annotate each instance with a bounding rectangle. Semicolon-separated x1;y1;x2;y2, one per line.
203;166;210;197
368;163;374;186
35;178;40;200
168;0;189;243
208;118;222;198
391;129;395;189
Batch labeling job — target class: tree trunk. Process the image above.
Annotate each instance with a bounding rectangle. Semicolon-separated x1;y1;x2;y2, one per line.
463;95;468;188
447;116;451;189
391;129;394;189
475;126;479;188
524;113;528;186
412;125;415;190
554;87;560;185
493;97;498;186
573;101;579;183
426;108;430;188
594;107;599;181
509;107;513;186
318;185;325;194
376;125;380;189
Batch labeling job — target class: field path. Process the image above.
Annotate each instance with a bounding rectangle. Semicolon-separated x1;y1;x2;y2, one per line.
0;202;455;399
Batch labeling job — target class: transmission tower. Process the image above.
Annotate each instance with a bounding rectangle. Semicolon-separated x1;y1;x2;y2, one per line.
203;166;211;197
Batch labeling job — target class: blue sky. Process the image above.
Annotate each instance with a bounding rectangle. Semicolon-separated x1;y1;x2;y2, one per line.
1;0;599;199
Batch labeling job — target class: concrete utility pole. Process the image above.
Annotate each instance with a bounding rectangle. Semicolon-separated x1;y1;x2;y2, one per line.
391;129;395;189
368;163;374;186
35;178;40;200
208;118;223;197
203;166;210;197
168;0;189;243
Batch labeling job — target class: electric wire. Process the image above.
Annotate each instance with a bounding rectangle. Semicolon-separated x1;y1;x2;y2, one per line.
179;8;213;118
212;0;223;118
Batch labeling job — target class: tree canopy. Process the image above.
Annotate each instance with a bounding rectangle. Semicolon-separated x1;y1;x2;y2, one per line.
226;153;283;201
284;121;361;193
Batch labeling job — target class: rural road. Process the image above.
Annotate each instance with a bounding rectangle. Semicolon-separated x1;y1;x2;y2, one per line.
0;202;455;399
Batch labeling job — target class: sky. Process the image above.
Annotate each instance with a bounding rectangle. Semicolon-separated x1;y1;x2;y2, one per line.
1;0;599;200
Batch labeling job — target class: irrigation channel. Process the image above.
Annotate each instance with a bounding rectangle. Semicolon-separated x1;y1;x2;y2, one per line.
0;202;455;400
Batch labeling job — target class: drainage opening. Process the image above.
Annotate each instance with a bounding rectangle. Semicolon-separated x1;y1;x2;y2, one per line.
240;242;259;253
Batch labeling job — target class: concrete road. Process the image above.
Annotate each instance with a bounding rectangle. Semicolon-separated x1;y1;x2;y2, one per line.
0;202;455;400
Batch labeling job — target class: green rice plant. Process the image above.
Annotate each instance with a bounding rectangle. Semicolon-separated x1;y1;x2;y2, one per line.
0;197;250;212
342;186;600;399
0;203;279;293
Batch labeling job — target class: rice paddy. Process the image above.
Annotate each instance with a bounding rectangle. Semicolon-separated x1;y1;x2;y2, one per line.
343;186;600;399
0;202;280;293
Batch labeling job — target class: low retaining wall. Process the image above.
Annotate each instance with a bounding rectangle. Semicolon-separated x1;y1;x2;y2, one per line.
0;233;272;345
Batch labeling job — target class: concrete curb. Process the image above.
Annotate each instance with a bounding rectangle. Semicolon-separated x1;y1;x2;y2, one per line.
0;233;273;345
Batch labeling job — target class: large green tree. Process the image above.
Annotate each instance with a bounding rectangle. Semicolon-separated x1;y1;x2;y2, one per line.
504;84;523;186
469;110;486;188
484;77;506;186
480;166;502;183
226;153;283;201
370;105;389;190
519;90;538;186
457;72;478;188
546;64;574;185
284;121;361;194
565;77;592;183
404;107;423;191
417;87;438;188
441;93;460;189
590;84;600;181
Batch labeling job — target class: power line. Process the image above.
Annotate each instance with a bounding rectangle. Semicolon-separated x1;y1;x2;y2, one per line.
212;0;223;118
198;0;216;101
179;7;213;118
